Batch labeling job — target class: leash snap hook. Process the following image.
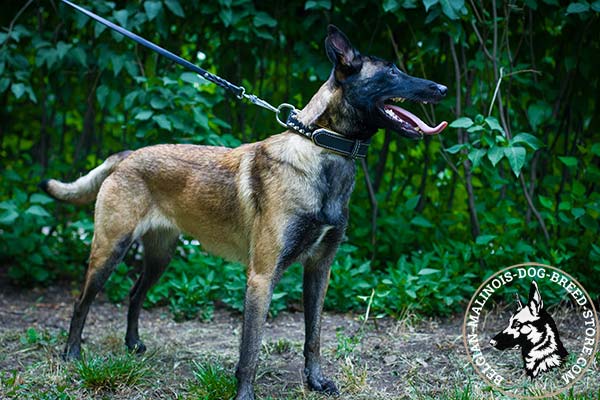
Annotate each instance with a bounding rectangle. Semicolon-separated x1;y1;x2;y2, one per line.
275;103;297;128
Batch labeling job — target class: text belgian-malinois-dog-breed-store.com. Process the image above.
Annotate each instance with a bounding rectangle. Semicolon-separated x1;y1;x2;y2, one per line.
42;25;448;399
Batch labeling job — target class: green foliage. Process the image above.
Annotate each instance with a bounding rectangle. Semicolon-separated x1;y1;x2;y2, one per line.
1;0;599;319
187;361;237;400
75;352;154;391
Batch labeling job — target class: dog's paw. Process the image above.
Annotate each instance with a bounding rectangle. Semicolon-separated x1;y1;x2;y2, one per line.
126;339;147;354
307;375;339;396
234;387;255;400
61;347;81;361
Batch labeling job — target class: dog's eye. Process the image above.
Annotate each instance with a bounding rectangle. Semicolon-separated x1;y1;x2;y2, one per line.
389;67;399;76
512;321;521;329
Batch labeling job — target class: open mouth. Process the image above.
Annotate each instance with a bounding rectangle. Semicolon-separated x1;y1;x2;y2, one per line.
381;97;447;138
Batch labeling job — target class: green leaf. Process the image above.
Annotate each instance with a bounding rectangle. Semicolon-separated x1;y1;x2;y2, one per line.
165;0;185;17
476;234;496;245
592;0;600;11
0;209;19;225
410;215;433;228
153;114;172;131
571;208;585;219
55;42;72;59
124;91;138;109
94;21;107;37
487;146;504;166
11;83;25;99
405;195;421;210
96;85;109;107
253;12;277;27
70;47;87;67
566;2;590;14
580;214;599;231
445;144;466;154
112;55;124;76
30;193;53;204
305;0;331;10
449;117;473;129
590;143;600;156
219;8;233;27
113;9;128;26
134;110;154;121
485;116;503;132
144;1;162;20
0;78;10;93
418;268;440;275
511;133;543;151
504;146;526;177
558;156;578;168
538;195;553;209
527;102;551;130
25;205;51;218
150;96;168;110
180;72;202;84
468;148;486;168
439;0;464;19
423;0;439;11
383;0;400;12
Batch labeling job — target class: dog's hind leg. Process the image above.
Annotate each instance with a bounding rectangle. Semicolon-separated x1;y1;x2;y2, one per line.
63;176;142;360
63;226;134;360
303;228;343;395
125;228;179;353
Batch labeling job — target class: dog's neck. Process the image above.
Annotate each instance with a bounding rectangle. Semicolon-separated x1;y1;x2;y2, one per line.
521;320;568;377
296;79;376;140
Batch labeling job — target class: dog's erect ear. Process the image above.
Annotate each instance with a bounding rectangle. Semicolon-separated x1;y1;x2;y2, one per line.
527;280;543;316
514;293;524;311
325;25;362;80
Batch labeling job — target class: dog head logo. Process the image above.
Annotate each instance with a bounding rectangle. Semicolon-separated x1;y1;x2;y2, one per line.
489;280;568;378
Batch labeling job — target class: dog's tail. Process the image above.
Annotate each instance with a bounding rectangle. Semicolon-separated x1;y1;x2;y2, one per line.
40;150;132;205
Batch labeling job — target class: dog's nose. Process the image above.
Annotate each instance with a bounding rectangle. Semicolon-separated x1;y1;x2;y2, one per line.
489;339;497;347
436;84;448;97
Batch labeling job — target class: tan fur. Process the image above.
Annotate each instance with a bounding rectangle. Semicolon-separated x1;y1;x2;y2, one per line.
61;82;334;272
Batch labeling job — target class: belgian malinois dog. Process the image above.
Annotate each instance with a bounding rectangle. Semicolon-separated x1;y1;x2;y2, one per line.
490;281;568;378
42;25;447;399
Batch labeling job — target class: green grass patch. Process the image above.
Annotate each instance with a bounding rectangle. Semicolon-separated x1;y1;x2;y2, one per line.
75;352;154;391
187;361;237;400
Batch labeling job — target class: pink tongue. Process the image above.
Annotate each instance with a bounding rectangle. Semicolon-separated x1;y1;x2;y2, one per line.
386;104;447;135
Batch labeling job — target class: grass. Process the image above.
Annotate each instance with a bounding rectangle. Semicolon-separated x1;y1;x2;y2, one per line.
1;306;599;400
75;352;155;391
187;361;237;400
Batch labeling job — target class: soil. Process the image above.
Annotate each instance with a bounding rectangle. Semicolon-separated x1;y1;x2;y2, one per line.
0;283;598;399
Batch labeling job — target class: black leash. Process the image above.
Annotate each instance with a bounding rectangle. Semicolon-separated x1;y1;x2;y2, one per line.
60;0;369;159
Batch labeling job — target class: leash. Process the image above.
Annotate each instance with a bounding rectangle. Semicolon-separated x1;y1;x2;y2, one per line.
60;0;368;159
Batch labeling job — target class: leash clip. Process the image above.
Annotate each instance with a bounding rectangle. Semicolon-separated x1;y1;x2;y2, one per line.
276;103;297;128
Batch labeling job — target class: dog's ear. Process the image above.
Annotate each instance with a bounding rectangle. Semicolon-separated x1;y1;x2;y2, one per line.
527;280;543;316
514;293;524;310
325;25;362;80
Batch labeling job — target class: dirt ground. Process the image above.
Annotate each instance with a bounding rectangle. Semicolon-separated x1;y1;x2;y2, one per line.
0;283;598;400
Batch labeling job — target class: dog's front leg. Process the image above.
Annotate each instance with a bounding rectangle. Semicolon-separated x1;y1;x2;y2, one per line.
235;248;279;400
303;238;341;395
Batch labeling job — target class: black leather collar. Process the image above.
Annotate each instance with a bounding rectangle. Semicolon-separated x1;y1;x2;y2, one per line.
285;110;370;159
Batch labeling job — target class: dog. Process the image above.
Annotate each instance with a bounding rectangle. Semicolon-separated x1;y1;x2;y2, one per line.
41;25;447;400
490;281;568;378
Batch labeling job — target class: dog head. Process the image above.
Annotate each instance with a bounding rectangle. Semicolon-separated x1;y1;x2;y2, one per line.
321;25;447;140
489;281;546;351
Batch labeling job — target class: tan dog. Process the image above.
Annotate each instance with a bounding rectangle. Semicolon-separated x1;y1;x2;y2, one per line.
42;25;447;400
